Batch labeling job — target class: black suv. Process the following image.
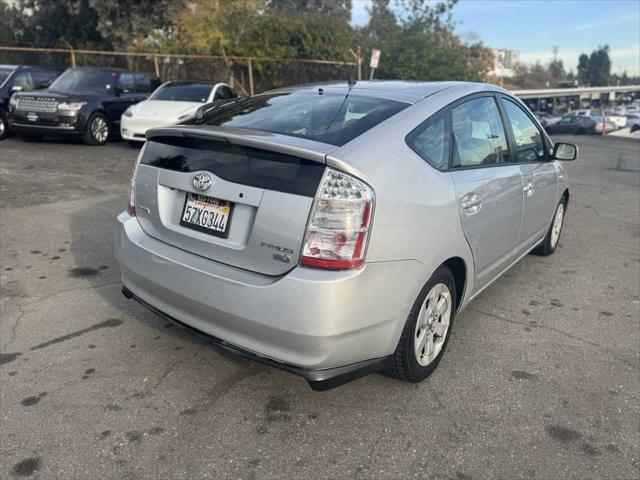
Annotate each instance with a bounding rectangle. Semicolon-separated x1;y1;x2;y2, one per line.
9;67;160;145
0;64;61;140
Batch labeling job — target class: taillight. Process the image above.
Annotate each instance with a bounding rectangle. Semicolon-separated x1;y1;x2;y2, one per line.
300;168;374;270
127;178;136;216
127;143;146;216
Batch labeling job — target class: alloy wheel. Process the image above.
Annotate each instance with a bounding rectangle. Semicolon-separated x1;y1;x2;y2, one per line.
91;116;109;143
414;283;452;367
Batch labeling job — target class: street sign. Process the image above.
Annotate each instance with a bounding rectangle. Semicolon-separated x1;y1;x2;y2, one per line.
370;49;381;69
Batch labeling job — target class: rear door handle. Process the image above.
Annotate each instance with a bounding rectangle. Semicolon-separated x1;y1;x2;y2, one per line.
461;193;482;215
524;181;535;197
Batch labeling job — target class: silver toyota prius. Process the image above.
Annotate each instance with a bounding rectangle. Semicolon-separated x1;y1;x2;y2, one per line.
115;81;577;390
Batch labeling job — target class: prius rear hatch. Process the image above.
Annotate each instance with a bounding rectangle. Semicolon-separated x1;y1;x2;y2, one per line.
133;126;334;276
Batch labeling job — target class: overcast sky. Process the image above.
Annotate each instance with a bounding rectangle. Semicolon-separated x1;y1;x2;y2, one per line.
351;0;640;76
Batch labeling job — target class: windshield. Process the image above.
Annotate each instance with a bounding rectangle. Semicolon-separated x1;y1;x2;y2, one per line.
0;67;15;87
49;68;117;93
191;91;409;146
151;83;213;102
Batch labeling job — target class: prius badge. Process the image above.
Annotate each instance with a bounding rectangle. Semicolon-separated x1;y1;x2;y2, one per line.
193;173;212;191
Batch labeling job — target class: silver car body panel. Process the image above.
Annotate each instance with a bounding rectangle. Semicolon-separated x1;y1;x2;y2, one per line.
116;81;570;380
116;211;427;369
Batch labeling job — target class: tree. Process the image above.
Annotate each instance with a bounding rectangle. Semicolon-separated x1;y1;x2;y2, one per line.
6;0;107;49
0;3;27;46
359;0;491;81
268;0;352;22
90;0;184;50
576;46;612;86
588;45;611;86
577;53;590;85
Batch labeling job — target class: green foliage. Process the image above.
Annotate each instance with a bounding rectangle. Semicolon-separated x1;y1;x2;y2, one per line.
359;0;493;81
577;53;590;85
90;0;184;50
587;45;611;86
2;0;493;83
4;0;106;49
268;0;352;22
548;59;565;82
576;46;611;86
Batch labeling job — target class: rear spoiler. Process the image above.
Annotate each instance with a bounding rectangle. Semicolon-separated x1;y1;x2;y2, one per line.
146;125;335;164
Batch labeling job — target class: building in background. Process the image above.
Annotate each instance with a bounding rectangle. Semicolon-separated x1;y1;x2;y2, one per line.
489;49;520;79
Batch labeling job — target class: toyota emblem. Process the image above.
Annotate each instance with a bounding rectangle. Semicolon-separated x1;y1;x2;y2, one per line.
192;173;212;191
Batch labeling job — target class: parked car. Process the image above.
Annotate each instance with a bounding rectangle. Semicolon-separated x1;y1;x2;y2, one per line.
9;67;160;145
603;110;627;128
0;64;61;140
531;111;551;126
120;81;236;146
115;81;576;390
626;114;640;133
545;113;616;134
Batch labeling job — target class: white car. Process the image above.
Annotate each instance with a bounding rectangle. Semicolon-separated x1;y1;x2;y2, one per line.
626;114;640;132
120;81;236;145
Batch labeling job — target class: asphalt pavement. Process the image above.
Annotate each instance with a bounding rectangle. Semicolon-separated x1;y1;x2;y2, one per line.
0;134;638;479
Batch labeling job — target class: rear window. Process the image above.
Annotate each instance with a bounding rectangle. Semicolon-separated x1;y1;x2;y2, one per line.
141;136;325;197
188;92;409;146
151;83;213;102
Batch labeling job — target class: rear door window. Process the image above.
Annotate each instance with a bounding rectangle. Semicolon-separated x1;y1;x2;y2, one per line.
451;96;510;168
406;112;450;170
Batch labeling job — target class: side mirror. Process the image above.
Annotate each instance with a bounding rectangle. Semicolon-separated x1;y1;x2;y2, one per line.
552;142;577;161
11;85;23;93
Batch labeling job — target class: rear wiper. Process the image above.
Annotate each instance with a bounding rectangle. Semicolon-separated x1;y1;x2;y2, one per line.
193;97;245;124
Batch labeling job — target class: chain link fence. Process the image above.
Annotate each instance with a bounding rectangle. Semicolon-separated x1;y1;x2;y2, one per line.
0;46;360;95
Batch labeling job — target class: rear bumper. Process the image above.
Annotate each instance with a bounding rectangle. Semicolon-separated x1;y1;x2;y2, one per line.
122;285;387;391
115;212;425;388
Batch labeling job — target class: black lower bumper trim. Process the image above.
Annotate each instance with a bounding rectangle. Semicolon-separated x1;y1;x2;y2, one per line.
121;286;387;391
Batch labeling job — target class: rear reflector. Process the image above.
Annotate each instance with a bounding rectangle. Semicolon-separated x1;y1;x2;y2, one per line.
300;168;374;270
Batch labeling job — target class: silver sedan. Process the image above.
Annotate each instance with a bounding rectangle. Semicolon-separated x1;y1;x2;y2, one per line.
115;81;577;390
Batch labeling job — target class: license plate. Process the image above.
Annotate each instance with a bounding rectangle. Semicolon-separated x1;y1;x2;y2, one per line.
179;193;233;238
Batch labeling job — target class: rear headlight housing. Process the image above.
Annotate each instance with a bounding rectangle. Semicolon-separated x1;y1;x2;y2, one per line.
300;168;374;270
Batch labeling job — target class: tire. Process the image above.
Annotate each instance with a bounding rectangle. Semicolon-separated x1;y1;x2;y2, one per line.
0;112;8;141
631;124;640;133
385;265;457;383
576;128;586;135
532;198;566;256
83;112;110;146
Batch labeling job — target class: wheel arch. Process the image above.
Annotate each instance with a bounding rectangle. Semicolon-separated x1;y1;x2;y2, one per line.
442;256;467;312
561;188;570;210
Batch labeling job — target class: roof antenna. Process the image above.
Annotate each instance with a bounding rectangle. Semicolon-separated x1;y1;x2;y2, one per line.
347;76;357;91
